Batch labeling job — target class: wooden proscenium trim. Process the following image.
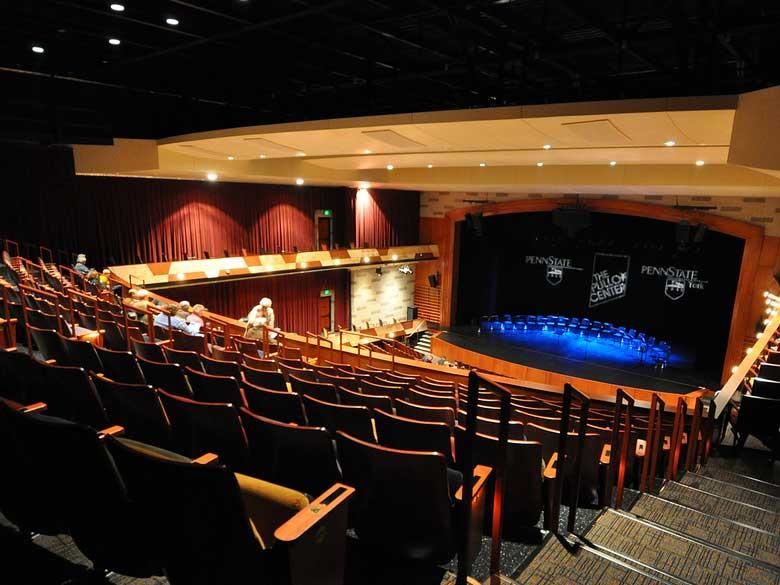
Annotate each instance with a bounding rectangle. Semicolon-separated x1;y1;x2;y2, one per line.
439;197;764;385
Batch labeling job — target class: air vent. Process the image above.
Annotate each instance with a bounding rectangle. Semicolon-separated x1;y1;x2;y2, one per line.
561;119;632;144
362;129;425;149
179;144;234;158
243;137;304;156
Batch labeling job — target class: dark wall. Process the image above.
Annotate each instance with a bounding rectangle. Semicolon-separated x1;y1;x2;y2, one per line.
0;143;419;268
455;211;744;380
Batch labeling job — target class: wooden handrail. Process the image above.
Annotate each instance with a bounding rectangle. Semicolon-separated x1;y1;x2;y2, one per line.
555;383;590;534
666;397;687;480
607;388;634;509
639;394;665;493
305;331;333;362
685;398;704;472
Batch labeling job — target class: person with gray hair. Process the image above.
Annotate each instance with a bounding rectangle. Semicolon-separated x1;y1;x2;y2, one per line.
74;253;91;276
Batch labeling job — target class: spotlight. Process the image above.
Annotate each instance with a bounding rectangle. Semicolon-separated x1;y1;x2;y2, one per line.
295;178;304;185
166;17;179;25
108;38;121;46
110;3;125;11
32;45;44;54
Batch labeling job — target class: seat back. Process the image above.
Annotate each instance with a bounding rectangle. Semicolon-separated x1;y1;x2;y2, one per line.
242;365;286;391
335;431;454;563
94;346;145;384
316;370;360;392
99;319;126;351
91;375;171;448
289;374;339;403
337;386;393;414
278;362;317;382
62;335;103;372
751;377;780;399
374;409;453;462
172;331;207;354
362;379;405;400
408;387;457;410
28;325;69;363
201;354;242;378
157;390;250;472
395;398;455;430
242;354;277;371
163;346;204;372
0;348;42;403
40;361;108;428
132;339;167;362
241;381;306;425
303;394;375;442
211;346;242;363
736;395;780;450
186;367;244;406
137;356;192;397
239;407;341;497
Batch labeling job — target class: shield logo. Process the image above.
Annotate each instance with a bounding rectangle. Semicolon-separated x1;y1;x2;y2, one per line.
546;266;563;286
664;277;686;301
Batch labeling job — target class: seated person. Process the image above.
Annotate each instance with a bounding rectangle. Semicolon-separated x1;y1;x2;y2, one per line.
247;297;275;329
187;304;207;328
154;304;202;336
74;253;92;276
176;300;191;320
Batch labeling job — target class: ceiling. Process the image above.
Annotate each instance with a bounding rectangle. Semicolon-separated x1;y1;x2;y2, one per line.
2;0;780;143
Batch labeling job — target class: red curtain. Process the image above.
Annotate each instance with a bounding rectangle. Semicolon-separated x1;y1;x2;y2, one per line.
353;188;420;248
171;270;350;334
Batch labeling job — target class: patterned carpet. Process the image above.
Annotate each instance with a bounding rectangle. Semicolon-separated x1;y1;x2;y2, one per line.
679;472;780;512
657;481;779;534
584;509;780;585
630;493;780;568
697;467;780;498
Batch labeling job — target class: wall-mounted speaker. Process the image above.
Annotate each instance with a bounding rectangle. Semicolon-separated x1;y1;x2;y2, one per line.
428;273;440;287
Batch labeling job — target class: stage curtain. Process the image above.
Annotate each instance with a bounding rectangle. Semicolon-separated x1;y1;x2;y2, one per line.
353;188;420;248
170;271;350;334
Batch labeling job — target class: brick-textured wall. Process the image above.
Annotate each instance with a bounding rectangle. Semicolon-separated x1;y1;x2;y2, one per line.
421;192;780;236
350;266;416;328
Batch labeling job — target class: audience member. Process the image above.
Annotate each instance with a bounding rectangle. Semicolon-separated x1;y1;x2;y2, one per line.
73;253;91;276
153;304;202;335
246;297;275;329
187;304;207;328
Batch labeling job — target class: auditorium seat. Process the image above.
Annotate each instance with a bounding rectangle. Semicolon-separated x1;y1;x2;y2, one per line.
98;318;127;351
132;339;168;362
408;387;458;410
211;346;242;363
239;407;342;497
163;346;204;372
750;377;780;398
106;435;354;585
315;369;360;392
418;377;456;392
278;346;303;360
278;361;318;382
362;378;406;400
374;409;454;463
302;394;376;442
731;395;780;459
76;310;98;331
232;336;261;357
157;389;250;472
457;411;526;441
0;348;42;403
324;360;354;371
186;366;244;406
336;430;489;565
28;324;69;363
95;346;145;384
243;365;287;392
137;356;192;397
61;334;103;372
337;386;394;414
172;330;207;354
395;398;456;430
38;360;108;429
382;371;419;385
201;353;242;378
241;380;307;425
243;354;278;371
91;374;171;448
756;361;780;380
289;374;339;403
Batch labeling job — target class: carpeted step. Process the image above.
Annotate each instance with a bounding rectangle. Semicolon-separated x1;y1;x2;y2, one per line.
512;533;666;584
679;472;780;513
584;508;780;585
697;467;780;498
657;481;779;534
630;494;780;568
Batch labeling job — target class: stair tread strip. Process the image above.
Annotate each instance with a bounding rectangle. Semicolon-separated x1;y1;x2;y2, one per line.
698;466;780;498
680;472;780;512
583;508;780;585
630;494;780;568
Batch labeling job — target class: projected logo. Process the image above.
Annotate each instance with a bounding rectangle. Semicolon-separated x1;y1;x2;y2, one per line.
640;266;707;301
525;256;583;287
589;253;630;307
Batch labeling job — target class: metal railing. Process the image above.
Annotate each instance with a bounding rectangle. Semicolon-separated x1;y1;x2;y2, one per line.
639;394;666;493
666;397;687;480
607;388;634;509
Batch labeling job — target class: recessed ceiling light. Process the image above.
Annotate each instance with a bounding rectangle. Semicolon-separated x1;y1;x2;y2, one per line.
32;45;44;54
206;172;218;181
110;3;125;11
295;177;305;185
362;256;370;263
386;164;394;171
166;17;179;26
609;160;617;166
108;38;121;46
536;162;544;167
427;164;433;168
363;149;372;154
543;144;551;150
695;160;705;166
479;162;486;167
227;156;234;160
259;154;266;159
296;152;306;157
664;140;676;147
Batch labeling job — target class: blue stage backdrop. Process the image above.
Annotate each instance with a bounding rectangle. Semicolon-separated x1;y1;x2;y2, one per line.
454;210;744;384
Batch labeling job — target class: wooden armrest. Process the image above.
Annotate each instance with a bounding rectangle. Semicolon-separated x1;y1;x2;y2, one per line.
600;443;611;465
156;339;172;347
3;346;18;353
662;436;671;451
193;452;219;465
681;432;687;445
635;439;646;457
22;401;47;413
455;464;492;502
543;452;558;480
45;359;57;364
98;425;125;438
274;483;355;543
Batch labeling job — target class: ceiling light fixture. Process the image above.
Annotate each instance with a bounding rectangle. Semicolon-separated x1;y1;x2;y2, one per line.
206;172;218;182
427;164;433;168
295;178;305;185
259;154;266;159
110;3;125;11
227;156;234;160
296;152;306;157
609;160;617;166
363;149;372;154
536;162;544;167
664;140;676;147
108;38;121;46
32;45;44;54
166;17;179;25
543;144;551;150
386;164;394;171
479;162;486;167
695;160;705;166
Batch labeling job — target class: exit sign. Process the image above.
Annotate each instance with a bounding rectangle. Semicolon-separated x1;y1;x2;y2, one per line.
322;209;332;216
321;289;331;296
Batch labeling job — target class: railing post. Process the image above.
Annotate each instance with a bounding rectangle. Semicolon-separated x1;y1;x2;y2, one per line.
566;384;589;534
667;398;686;480
607;389;634;509
685;398;703;472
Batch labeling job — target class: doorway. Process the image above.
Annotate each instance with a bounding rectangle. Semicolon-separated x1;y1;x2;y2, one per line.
319;291;334;334
315;210;334;250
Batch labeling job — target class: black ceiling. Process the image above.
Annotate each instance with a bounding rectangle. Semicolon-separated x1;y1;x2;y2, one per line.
2;0;779;143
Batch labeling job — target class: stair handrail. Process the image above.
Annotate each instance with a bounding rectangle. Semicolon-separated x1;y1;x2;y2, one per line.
607;388;634;509
554;382;591;533
666;397;687;480
456;370;512;585
639;394;666;493
685;397;704;471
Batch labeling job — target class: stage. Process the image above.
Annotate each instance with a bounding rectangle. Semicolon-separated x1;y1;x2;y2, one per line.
436;327;715;396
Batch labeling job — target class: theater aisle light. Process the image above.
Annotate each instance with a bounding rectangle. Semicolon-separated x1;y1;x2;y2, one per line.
295;178;304;185
479;162;486;167
227;156;234;160
427;164;433;168
206;172;218;181
32;45;44;54
731;365;739;374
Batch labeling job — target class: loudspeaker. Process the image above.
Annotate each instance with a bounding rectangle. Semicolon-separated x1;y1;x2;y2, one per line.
693;223;708;244
465;212;484;237
428;273;439;287
407;306;418;320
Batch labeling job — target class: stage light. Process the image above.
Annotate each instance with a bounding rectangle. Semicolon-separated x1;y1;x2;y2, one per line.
664;140;676;147
609;160;617;166
543;144;551;150
206;172;218;181
386;164;394;170
295;177;304;185
110;3;125;11
108;38;121;46
166;17;179;25
536;162;544;167
695;160;705;166
32;45;44;54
